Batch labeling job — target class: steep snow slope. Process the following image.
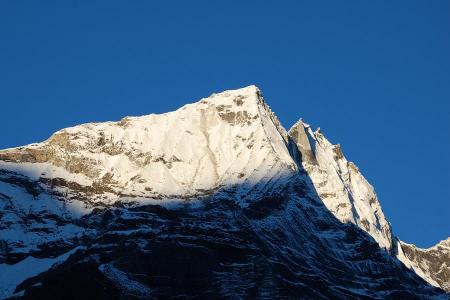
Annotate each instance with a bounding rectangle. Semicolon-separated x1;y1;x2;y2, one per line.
0;85;448;298
288;120;450;291
397;238;450;291
0;86;296;204
288;120;393;250
0;247;82;299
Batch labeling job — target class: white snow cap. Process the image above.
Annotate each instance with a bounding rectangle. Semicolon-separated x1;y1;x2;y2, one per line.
0;85;297;200
0;85;393;250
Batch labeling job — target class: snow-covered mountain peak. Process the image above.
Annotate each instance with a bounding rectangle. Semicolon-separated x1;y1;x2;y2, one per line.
0;86;449;297
0;85;297;208
288;119;394;250
0;87;392;250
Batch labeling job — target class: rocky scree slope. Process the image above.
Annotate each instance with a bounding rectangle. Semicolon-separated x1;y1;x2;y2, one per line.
0;86;448;299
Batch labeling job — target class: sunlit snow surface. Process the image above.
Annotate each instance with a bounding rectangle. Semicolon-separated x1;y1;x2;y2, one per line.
0;85;447;296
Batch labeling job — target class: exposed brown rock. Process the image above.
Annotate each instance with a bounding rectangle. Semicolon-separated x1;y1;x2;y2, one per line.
400;240;450;291
288;120;317;165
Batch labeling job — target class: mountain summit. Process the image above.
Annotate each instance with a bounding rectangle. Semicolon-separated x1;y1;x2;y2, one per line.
0;86;448;299
0;86;295;200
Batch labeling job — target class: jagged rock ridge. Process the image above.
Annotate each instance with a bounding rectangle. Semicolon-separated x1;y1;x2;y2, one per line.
0;86;448;299
397;238;450;291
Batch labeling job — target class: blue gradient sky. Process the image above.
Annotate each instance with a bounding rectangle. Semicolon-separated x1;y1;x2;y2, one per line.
1;1;449;247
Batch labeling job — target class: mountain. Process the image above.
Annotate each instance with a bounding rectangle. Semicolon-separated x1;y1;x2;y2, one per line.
397;238;450;291
288;120;393;250
0;86;448;299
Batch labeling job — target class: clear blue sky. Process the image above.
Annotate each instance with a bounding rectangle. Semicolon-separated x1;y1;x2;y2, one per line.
1;1;449;248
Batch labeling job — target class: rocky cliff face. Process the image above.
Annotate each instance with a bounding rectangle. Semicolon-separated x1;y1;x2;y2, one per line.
288;120;393;251
0;86;448;299
397;238;450;292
